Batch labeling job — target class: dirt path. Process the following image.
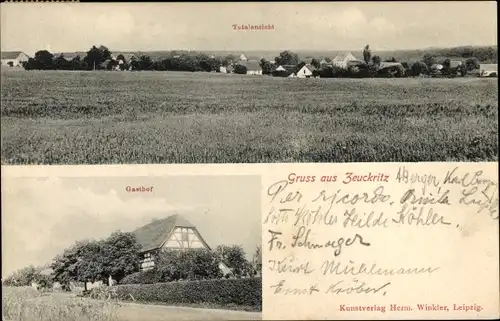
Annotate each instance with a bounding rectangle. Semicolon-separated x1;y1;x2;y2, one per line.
39;292;261;320
114;302;261;321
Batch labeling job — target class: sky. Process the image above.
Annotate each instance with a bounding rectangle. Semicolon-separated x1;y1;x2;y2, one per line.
0;2;497;56
1;175;261;278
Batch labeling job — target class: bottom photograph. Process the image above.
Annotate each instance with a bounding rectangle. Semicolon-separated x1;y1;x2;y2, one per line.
2;175;262;321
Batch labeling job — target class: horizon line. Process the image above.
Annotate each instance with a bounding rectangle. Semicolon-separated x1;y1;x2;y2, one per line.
2;44;498;55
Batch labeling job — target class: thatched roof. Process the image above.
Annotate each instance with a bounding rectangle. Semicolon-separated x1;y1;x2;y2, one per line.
132;214;201;253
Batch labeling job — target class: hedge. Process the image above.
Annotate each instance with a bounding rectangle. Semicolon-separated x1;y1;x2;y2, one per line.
120;270;162;285
114;277;261;309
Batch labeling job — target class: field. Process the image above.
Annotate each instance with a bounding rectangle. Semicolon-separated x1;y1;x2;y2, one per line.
1;70;498;164
2;286;261;321
2;286;121;321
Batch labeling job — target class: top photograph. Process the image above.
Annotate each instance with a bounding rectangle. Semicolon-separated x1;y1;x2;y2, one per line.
0;2;497;165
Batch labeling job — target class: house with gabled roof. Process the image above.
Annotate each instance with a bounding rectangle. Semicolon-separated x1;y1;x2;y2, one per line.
296;64;316;78
241;60;263;75
479;63;497;77
132;214;232;276
111;52;138;64
53;52;86;62
332;52;357;69
274;64;298;77
239;53;248;62
1;51;30;67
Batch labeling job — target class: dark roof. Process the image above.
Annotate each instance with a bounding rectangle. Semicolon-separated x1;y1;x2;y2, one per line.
1;51;27;60
132;214;197;252
277;64;298;73
304;64;317;72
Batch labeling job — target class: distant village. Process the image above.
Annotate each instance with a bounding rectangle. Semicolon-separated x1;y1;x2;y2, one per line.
1;44;498;78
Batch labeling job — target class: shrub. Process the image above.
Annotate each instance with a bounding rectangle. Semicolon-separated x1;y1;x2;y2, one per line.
120;269;162;285
156;248;223;282
115;277;262;309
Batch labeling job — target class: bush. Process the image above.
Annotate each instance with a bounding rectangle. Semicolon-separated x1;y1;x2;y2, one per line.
234;64;248;74
115;277;261;309
120;269;162;285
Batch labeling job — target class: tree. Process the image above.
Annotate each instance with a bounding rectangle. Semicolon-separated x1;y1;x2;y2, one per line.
216;245;252;278
259;58;274;75
371;55;381;66
51;242;84;289
363;45;371;64
70;56;83;70
385;57;397;62
222;54;239;66
441;58;452;75
76;240;105;288
234;64;248;74
311;58;321;69
51;232;141;290
465;57;480;71
274;50;299;66
3;266;37;286
410;61;429;76
34;50;54;69
84;45;111;70
100;231;141;284
51;240;104;291
422;53;436;67
138;55;153;70
116;54;125;63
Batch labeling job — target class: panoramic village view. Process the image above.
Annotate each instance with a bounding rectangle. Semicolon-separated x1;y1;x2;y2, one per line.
0;3;498;165
2;175;262;320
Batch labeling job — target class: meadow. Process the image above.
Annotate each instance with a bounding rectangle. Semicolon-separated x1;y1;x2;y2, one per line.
2;286;259;321
2;286;121;321
1;70;498;164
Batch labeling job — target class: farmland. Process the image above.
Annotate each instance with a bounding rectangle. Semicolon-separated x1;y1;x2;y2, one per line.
1;70;498;164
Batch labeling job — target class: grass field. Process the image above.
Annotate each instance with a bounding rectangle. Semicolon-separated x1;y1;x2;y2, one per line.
1;70;498;164
2;286;121;321
2;286;261;321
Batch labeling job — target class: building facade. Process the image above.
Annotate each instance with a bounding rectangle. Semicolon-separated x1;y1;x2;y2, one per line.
1;51;30;67
133;214;232;275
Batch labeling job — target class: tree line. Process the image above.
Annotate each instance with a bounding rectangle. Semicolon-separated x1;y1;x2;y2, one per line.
2;231;262;291
258;45;493;78
21;44;496;78
22;45;243;72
